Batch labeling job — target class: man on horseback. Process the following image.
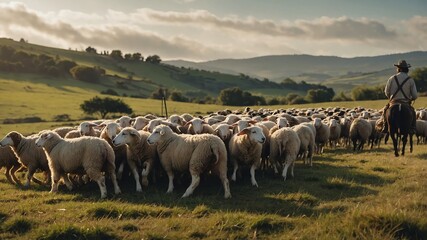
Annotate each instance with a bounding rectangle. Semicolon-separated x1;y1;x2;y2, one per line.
381;60;417;134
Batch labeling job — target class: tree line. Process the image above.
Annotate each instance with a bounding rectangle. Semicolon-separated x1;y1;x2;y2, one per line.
85;46;161;64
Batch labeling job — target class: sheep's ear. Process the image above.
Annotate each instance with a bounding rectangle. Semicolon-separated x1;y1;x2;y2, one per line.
237;128;249;136
160;130;165;136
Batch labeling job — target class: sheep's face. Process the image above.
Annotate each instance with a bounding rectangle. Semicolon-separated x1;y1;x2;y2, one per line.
169;115;182;125
147;120;163;133
106;123;121;140
189;119;204;134
0;132;17;147
147;126;169;145
236;120;254;132
79;122;97;136
133;118;149;130
35;132;53;147
329;119;338;128
112;128;139;147
238;126;266;144
117;116;132;128
277;118;288;129
215;125;232;141
313;118;322;128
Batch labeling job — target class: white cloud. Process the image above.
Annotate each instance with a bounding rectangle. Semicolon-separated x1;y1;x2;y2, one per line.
0;2;424;60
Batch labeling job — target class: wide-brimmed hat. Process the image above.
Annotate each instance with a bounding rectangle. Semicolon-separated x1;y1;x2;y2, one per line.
394;60;411;68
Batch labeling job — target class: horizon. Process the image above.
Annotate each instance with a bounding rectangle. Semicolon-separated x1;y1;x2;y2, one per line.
0;1;426;61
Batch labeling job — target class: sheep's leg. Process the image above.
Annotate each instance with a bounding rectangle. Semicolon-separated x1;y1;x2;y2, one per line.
219;172;231;199
231;159;238;182
250;164;258;187
182;173;200;198
116;162;125;180
166;171;174;194
140;162;151;187
109;171;121;195
24;166;38;188
50;170;60;193
61;173;73;191
9;164;22;185
282;161;292;181
5;166;15;185
86;169;107;199
127;159;142;192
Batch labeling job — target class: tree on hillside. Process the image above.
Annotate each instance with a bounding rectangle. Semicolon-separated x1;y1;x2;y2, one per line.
218;87;265;106
110;50;123;61
70;66;103;83
412;67;427;92
80;96;133;119
305;89;335;103
351;85;385;101
146;55;161;64
131;52;143;61
85;46;97;54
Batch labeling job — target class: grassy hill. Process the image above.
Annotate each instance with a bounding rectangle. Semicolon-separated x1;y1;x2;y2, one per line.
0;38;306;100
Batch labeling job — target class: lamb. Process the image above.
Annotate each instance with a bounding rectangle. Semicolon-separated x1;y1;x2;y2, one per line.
291;124;315;166
147;125;231;198
228;126;266;187
349;118;372;152
0;131;50;187
99;122;127;180
35;131;121;199
0;146;21;184
328;119;341;148
112;127;158;192
313;118;330;154
269;127;301;181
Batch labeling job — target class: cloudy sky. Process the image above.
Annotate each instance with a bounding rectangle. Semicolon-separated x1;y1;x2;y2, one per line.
0;0;426;61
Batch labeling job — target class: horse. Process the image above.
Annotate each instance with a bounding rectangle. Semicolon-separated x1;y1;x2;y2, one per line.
386;103;414;157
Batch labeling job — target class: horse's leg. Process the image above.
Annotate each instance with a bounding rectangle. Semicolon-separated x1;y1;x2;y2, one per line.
390;133;399;157
401;134;408;156
409;134;413;153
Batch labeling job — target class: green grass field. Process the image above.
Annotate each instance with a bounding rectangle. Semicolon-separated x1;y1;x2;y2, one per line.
0;143;426;239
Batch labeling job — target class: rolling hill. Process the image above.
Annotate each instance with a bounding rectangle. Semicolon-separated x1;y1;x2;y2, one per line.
166;51;427;91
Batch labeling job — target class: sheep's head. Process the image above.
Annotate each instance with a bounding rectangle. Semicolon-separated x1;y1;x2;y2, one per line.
329;119;338;128
78;122;98;136
112;127;139;147
237;126;266;144
116;116;133;128
313;118;322;128
185;118;206;134
35;131;55;147
147;119;165;133
0;131;22;147
147;125;171;145
169;115;186;126
277;117;289;129
235;120;256;133
105;122;122;140
132;117;150;130
214;124;233;141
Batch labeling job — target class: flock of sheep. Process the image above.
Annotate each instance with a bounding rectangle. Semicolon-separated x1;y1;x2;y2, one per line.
1;106;427;199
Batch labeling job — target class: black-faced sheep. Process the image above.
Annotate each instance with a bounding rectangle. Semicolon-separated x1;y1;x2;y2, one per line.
35;131;121;199
147;125;231;198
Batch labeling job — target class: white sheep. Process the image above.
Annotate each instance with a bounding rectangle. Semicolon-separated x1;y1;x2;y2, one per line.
116;116;133;128
185;118;215;135
291;124;315;166
132;117;151;130
0;131;50;187
214;124;233;144
147;125;231;198
145;119;182;134
269;127;301;181
113;127;158;192
313;118;330;154
328;119;341;148
99;122;127;180
168;114;187;126
0;146;21;185
349;118;372;151
35;131;121;199
228;126;266;187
